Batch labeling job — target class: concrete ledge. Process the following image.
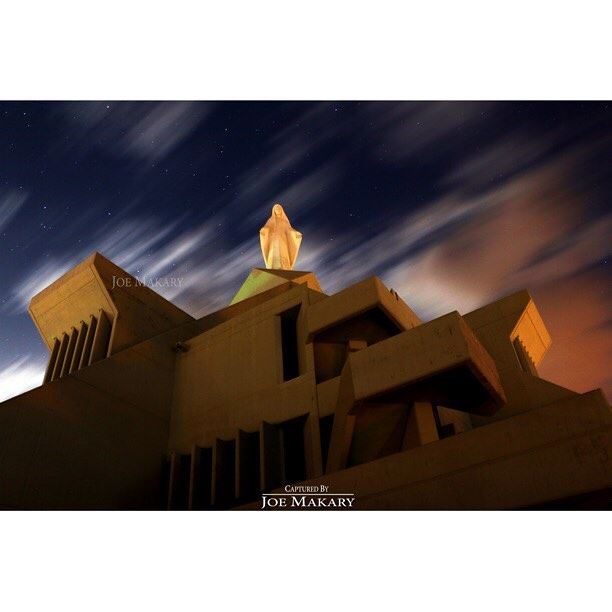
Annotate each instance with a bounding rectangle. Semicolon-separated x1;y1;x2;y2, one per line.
347;311;506;414
306;276;421;340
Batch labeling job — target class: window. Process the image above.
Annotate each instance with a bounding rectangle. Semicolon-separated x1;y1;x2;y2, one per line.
279;306;301;381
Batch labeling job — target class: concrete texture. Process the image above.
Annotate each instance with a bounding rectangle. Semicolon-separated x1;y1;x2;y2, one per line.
1;251;610;509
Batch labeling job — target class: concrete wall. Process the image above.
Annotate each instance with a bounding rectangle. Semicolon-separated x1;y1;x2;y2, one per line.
0;377;169;509
168;284;318;450
240;390;612;509
7;254;611;510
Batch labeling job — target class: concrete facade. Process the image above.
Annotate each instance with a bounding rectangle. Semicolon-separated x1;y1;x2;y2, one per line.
1;252;610;509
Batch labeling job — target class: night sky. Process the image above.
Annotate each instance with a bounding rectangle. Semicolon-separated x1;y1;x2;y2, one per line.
0;101;610;401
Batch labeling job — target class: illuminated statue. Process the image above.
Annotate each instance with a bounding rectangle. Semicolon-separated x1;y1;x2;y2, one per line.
259;203;302;270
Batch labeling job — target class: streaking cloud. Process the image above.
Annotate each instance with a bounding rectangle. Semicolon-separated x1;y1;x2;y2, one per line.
0;356;46;403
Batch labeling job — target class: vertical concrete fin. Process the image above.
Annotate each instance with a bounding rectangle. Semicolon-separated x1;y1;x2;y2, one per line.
69;320;88;374
512;337;538;375
260;421;285;492
60;327;78;378
106;312;116;357
43;338;60;384
89;309;111;365
51;332;69;382
79;314;97;369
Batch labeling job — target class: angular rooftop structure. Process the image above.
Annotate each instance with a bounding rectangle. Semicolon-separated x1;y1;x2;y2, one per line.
1;245;610;509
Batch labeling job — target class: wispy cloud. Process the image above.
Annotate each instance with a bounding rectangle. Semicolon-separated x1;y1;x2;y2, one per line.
379;155;609;396
271;164;338;213
361;101;492;162
304;186;508;297
3;203;250;317
60;102;211;162
0;356;46;403
7;259;75;313
229;101;492;224
0;190;27;233
4;213;184;313
383;174;610;318
239;163;340;230
8;131;608;332
3;102;609;401
443;136;552;190
121;102;209;161
236;138;314;203
228;104;352;224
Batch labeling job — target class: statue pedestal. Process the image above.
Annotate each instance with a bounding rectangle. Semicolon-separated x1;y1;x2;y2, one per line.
231;268;323;304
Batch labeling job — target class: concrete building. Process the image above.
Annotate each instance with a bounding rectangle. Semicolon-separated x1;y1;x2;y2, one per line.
1;231;610;509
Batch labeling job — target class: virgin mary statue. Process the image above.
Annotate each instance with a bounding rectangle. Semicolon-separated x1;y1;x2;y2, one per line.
259;204;302;270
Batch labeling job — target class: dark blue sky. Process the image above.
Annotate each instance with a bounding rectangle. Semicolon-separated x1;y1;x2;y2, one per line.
0;101;610;400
